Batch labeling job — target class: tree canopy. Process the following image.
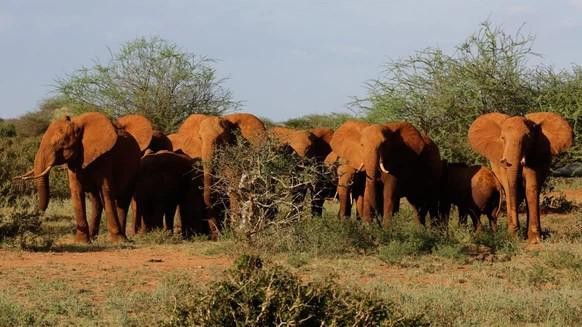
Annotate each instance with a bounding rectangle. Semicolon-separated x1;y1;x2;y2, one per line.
357;22;581;166
56;37;237;132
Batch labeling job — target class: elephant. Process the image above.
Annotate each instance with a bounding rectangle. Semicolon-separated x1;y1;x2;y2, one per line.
439;161;503;231
324;151;365;220
171;113;268;237
468;112;573;242
393;133;443;227
270;126;335;216
330;120;435;226
132;150;205;237
21;112;153;242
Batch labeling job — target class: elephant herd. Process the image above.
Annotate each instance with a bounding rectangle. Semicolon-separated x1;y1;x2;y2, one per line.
16;110;573;244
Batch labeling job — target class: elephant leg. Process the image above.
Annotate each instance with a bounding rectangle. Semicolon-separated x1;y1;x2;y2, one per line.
87;190;102;239
100;178;126;242
381;174;398;228
458;206;468;226
139;200;155;233
132;198;145;235
174;205;183;235
115;193;132;237
152;203;165;230
311;195;325;217
470;210;483;232
69;175;90;243
310;182;326;217
163;202;177;234
487;212;498;232
353;172;365;219
410;205;421;225
439;201;451;229
523;167;543;243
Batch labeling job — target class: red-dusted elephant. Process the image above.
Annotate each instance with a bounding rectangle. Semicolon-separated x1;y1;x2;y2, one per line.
468;112;573;242
329;120;441;226
20;112;153;242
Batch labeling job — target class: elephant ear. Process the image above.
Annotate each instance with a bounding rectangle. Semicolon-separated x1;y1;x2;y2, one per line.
177;114;208;158
385;122;425;159
525;112;573;155
323;151;340;167
73;112;118;168
117;115;154;152
167;133;182;152
468;112;509;162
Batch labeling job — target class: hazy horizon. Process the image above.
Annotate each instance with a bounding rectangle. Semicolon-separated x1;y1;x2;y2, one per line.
1;1;581;121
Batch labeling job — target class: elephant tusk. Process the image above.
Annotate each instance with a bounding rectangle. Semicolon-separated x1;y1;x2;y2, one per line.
13;169;34;180
520;157;526;166
379;160;389;174
356;163;364;172
22;165;53;180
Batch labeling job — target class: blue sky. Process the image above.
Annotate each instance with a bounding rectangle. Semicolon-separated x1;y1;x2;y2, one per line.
1;0;581;121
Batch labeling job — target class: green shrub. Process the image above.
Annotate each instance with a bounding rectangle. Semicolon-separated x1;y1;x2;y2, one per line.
0;207;53;250
0;207;43;241
177;255;426;326
0;120;16;137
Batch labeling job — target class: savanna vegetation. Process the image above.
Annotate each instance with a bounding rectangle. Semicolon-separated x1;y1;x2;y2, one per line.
1;22;581;326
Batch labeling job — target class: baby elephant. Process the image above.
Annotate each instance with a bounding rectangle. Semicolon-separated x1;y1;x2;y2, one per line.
439;162;503;231
133;150;206;237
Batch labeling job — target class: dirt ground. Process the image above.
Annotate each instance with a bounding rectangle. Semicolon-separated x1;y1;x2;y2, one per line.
0;246;232;303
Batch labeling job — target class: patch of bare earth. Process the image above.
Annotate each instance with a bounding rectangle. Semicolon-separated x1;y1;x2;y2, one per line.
0;246;232;303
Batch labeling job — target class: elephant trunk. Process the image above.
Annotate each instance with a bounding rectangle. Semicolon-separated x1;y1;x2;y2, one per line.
503;149;523;234
201;140;220;238
361;149;379;223
33;150;53;211
201;142;215;210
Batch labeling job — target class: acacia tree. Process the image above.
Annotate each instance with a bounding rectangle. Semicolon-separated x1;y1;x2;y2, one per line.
357;21;581;165
56;37;237;131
